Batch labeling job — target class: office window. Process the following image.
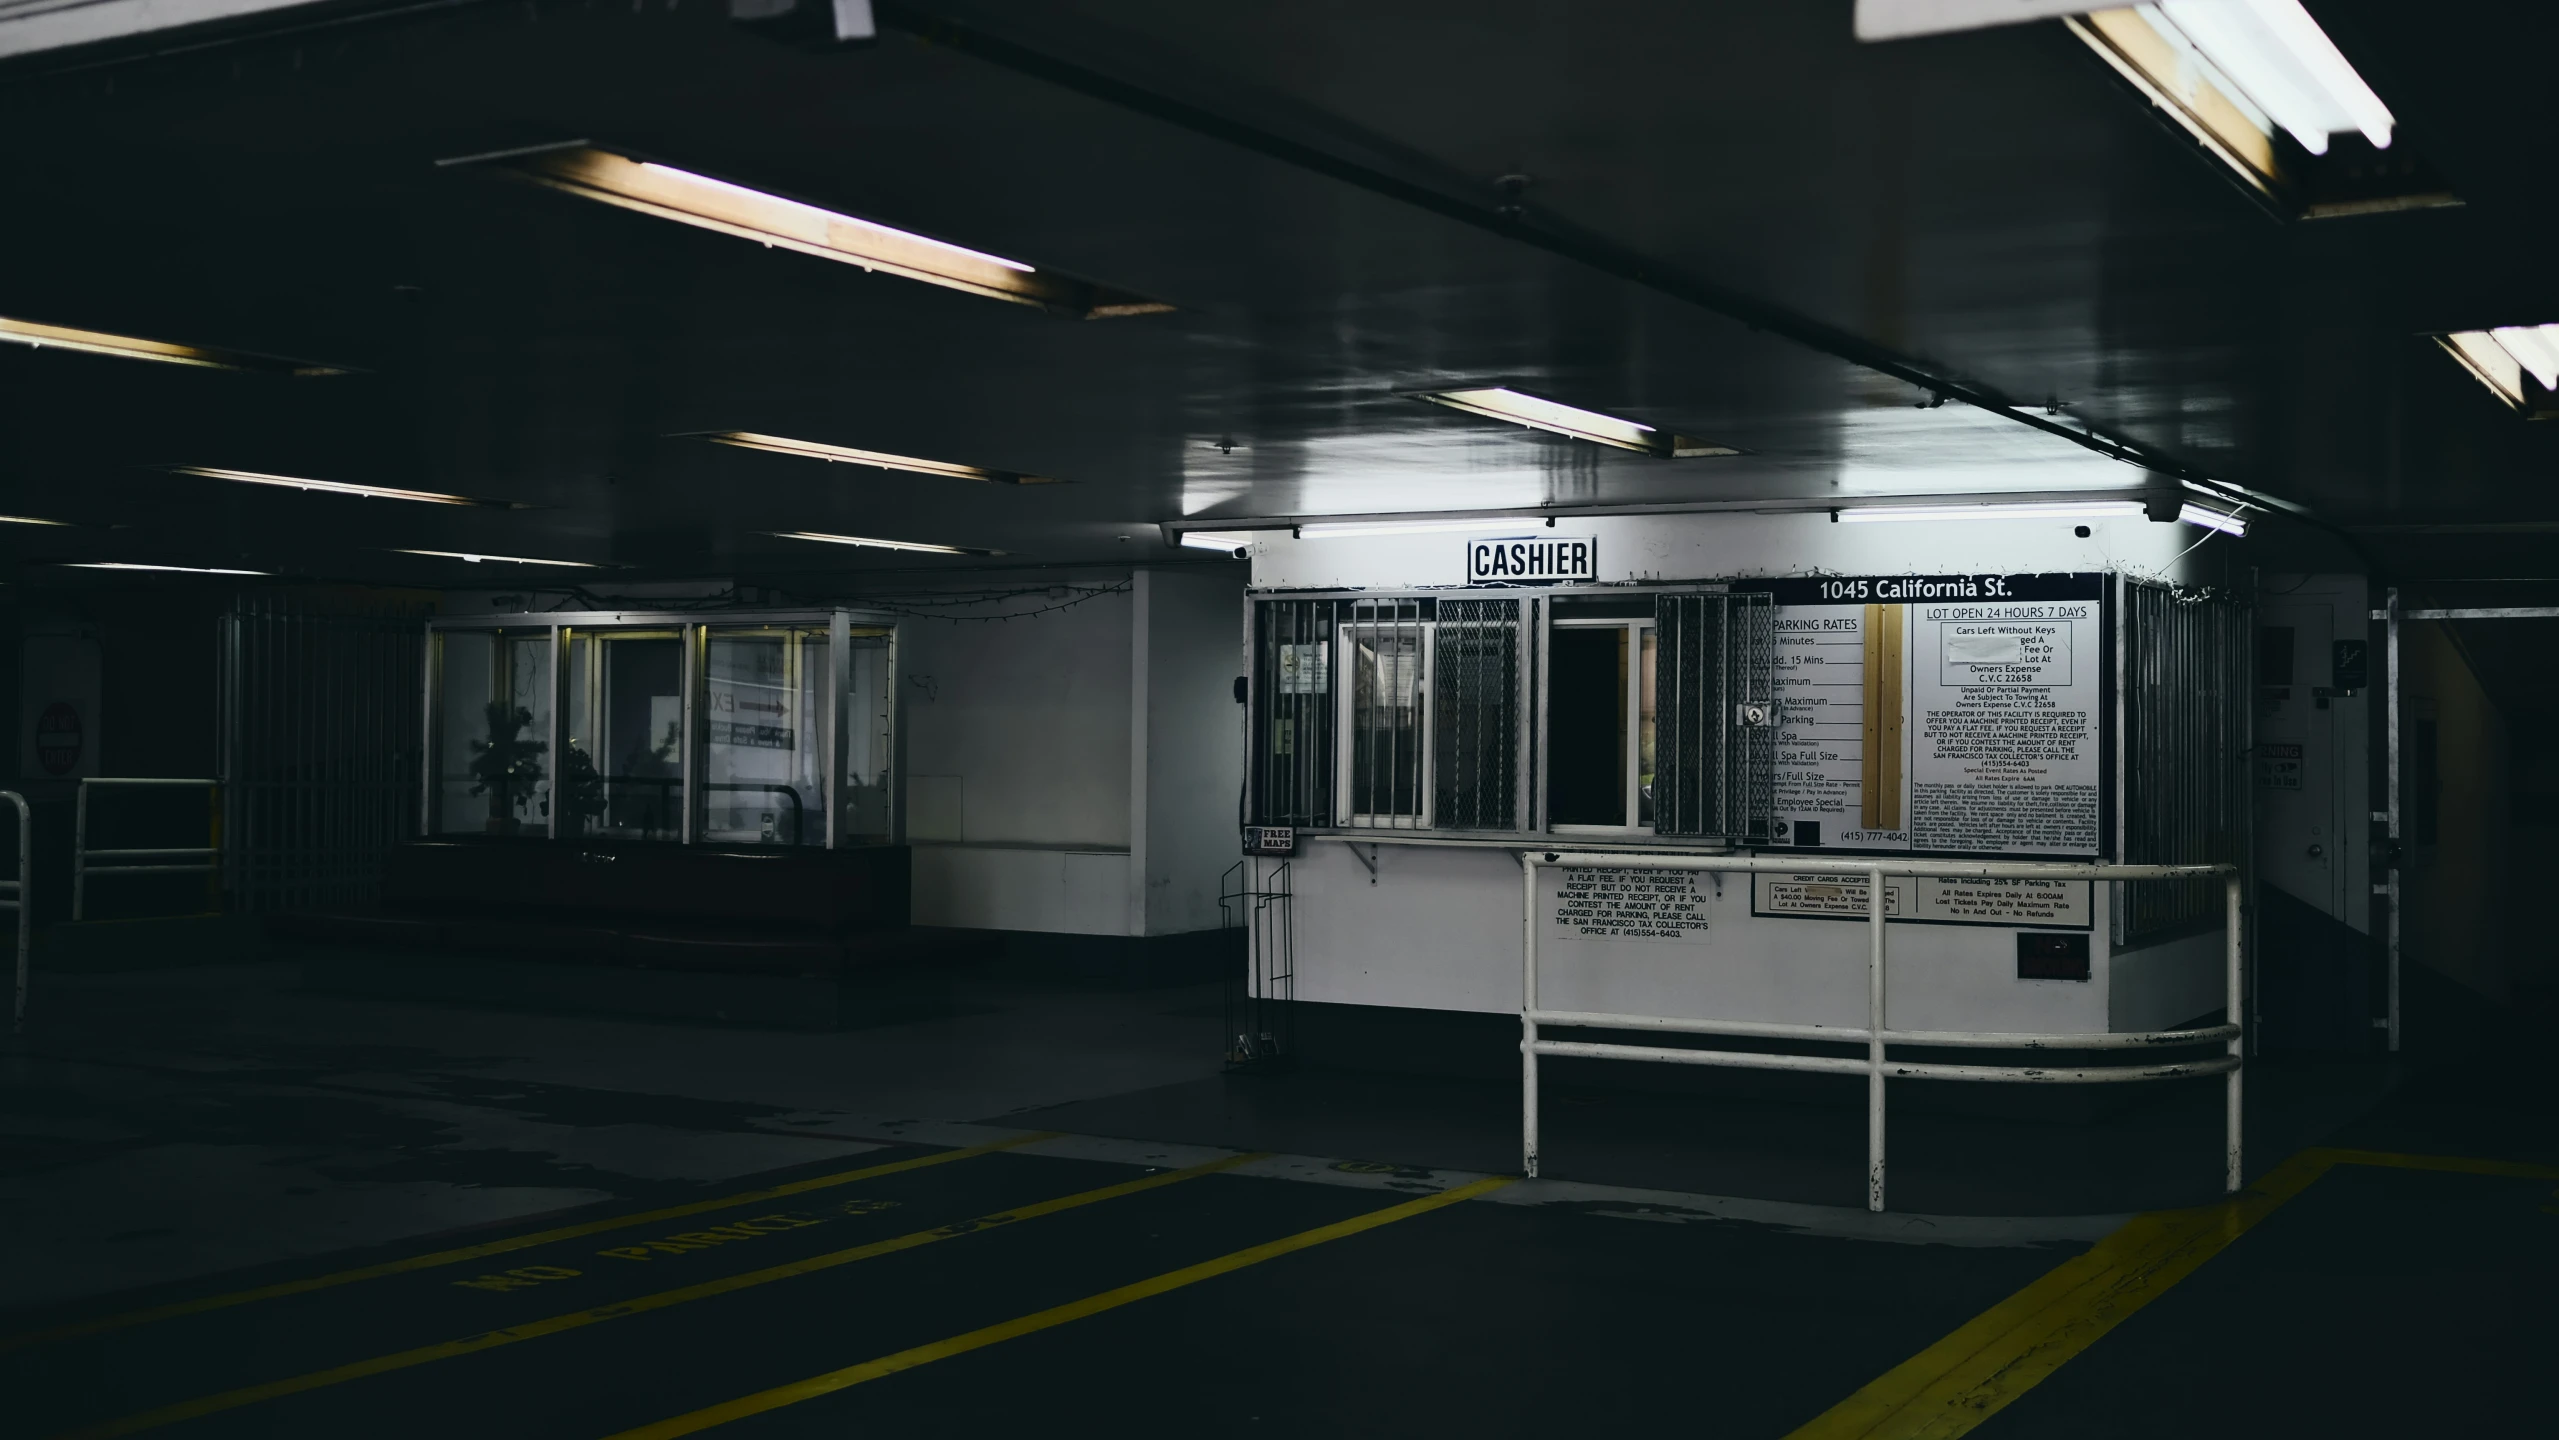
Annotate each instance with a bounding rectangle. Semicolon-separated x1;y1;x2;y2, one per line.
563;630;685;841
431;629;552;835
701;626;829;846
842;629;895;844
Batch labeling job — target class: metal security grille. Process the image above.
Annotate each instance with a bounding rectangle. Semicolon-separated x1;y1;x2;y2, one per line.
1433;599;1523;830
219;591;430;913
1340;599;1430;828
1251;599;1342;828
2118;582;2250;944
1653;591;1776;842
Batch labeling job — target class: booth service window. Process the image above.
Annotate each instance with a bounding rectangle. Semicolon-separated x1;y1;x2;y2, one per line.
1249;591;1771;842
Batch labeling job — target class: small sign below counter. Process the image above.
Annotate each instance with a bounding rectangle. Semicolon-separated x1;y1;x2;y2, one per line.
1465;534;1598;585
1752;872;2091;929
1547;866;1712;942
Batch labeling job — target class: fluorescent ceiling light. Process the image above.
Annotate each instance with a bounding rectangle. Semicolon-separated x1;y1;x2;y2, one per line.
1417;387;1738;457
691;432;1059;485
641;164;1035;274
1179;531;1255;553
2178;503;2249;536
391;549;604;568
2150;1;2391;155
2068;3;2392;199
1297;517;1544;539
1837;501;2146;523
2435;327;2559;411
771;531;1003;557
0;315;349;376
169;466;489;506
68;562;267;575
0;514;69;526
446;145;1171;319
2486;325;2559;392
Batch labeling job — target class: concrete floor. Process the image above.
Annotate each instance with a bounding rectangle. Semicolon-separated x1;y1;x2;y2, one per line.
2;960;2549;1437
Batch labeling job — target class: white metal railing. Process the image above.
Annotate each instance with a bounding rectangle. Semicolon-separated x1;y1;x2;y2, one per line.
73;778;221;922
1;792;26;1029
1520;851;2242;1213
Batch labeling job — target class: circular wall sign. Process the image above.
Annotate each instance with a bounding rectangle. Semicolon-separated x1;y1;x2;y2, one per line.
36;701;83;776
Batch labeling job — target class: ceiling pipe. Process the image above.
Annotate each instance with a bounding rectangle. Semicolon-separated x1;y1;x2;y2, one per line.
877;2;2330;534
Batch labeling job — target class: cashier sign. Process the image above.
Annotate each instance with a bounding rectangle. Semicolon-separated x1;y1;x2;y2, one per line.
1465;534;1598;584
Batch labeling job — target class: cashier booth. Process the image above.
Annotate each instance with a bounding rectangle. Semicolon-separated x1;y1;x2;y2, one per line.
423;609;900;848
1245;570;2248;1035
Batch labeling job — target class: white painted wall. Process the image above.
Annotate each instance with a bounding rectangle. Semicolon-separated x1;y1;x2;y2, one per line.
1249;507;2226;592
898;578;1133;932
1292;840;2120;1032
1134;568;1249;937
899;565;1244;937
900;585;1134;851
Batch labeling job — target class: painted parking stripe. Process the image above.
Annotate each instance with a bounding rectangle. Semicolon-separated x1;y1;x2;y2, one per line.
599;1175;1521;1440
1782;1147;2559;1440
49;1150;1260;1440
1;1132;1055;1356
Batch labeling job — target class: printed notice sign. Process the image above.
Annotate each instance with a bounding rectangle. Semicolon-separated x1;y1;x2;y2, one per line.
1909;598;2100;855
1548;867;1711;943
2254;742;2302;791
1751;873;2091;929
1750;575;2104;859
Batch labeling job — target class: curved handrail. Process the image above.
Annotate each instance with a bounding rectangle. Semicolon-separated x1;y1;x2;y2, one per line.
1519;850;2244;1213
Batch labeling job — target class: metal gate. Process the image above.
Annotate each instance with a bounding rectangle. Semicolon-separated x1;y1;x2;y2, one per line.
1654;591;1776;844
2117;581;2251;946
218;591;430;913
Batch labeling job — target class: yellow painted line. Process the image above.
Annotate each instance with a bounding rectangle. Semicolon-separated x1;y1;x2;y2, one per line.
51;1150;1261;1440
2311;1146;2559;1181
3;1132;1054;1355
601;1175;1520;1440
1783;1145;2559;1440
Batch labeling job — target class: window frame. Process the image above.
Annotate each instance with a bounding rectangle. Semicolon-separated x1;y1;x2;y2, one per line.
1333;617;1436;829
1544;615;1656;836
422;607;902;849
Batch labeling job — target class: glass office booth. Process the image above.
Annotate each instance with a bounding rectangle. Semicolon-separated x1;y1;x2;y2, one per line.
423;609;900;847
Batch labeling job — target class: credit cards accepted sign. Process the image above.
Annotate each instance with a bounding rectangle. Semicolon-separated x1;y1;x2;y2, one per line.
1464;534;1598;584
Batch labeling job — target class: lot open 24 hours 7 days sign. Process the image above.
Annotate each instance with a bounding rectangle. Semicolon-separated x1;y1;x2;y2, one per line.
1756;573;2105;861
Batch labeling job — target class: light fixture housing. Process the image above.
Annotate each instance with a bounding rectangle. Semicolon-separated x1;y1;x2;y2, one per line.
2177;503;2250;536
167;466;503;506
67;562;267;575
0;315;350;376
2066;4;2447;216
771;531;1003;557
1837;501;2148;524
1297;516;1552;540
1415;387;1738;457
390;549;605;568
688;432;1059;485
2436;325;2559;415
444;144;1172;319
1178;531;1255;554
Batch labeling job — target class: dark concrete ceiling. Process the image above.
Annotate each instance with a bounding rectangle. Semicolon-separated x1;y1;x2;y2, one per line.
0;0;2550;591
